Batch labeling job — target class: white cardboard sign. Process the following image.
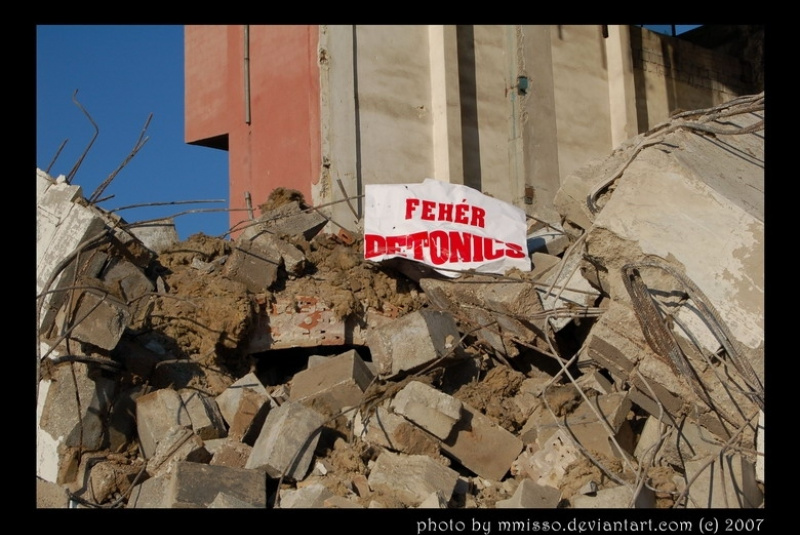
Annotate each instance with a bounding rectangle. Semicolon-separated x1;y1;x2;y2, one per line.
364;179;530;276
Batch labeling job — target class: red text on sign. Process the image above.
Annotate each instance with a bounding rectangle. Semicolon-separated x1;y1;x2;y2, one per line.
404;198;486;228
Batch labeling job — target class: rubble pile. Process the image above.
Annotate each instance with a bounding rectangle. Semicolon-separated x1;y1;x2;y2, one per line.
36;93;764;509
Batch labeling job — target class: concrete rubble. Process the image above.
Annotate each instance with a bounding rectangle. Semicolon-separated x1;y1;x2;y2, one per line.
36;93;764;509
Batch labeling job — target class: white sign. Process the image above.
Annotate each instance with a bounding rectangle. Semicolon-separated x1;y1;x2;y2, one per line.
364;179;530;276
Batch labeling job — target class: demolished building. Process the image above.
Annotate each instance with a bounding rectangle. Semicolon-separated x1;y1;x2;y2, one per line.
36;93;764;509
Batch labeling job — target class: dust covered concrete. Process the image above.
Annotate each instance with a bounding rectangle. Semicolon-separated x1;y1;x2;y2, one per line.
36;94;764;509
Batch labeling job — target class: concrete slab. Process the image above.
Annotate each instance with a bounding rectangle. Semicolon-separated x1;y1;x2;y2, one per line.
527;222;570;256
145;426;211;477
222;234;283;293
37;361;116;483
560;392;634;459
215;372;272;426
129;461;267;508
243;200;328;242
368;309;463;378
440;401;523;481
245;400;326;481
178;389;227;440
135;388;192;459
62;290;130;351
358;406;442;457
127;218;179;255
391;381;463;440
367;451;459;507
290;349;374;418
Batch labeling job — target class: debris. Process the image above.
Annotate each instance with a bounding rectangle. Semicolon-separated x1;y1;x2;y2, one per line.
34;93;765;509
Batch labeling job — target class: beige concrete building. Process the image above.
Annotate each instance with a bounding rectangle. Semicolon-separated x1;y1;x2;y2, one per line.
184;25;762;235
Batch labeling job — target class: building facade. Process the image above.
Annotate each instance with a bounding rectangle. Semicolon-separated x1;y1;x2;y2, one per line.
184;25;760;237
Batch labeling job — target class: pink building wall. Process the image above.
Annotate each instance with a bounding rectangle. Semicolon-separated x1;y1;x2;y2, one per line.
185;25;321;236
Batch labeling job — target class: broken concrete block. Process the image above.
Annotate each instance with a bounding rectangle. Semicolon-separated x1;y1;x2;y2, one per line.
684;452;763;508
495;479;561;508
215;373;272;425
420;275;545;322
245;200;328;242
37;361;115;484
390;381;463;440
571;484;655;508
127;218;179;255
177;389;227;440
146;426;211;476
209;439;253;469
129;461;267;508
367;451;459;507
102;257;155;304
135;389;192;459
368;309;463;377
561;392;634;459
358;406;442;457
440;401;523;481
245;401;326;481
290;349;374;418
62;290;130;351
37;170;109;334
222;235;283;293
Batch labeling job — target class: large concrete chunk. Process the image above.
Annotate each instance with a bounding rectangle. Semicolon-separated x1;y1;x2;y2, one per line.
59;290;130;351
290;349;374;418
37;171;108;334
367;451;459;507
357;406;442;457
146;426;211;477
560;392;634;459
129;461;267;508
440;401;523;481
37;360;116;484
215;372;275;442
368;309;463;378
245;401;325;481
222;234;283;292
243;200;328;242
135;389;192;459
390;381;463;440
178;389;227;440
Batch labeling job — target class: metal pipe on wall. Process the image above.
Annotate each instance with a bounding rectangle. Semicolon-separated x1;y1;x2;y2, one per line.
244;25;251;125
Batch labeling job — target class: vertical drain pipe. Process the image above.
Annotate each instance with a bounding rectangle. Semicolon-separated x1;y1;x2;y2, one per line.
244;25;251;125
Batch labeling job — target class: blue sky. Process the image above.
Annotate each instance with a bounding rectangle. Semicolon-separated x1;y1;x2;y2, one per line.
36;25;230;241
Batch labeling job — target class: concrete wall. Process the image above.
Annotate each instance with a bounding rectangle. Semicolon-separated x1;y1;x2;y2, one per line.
185;25;758;236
